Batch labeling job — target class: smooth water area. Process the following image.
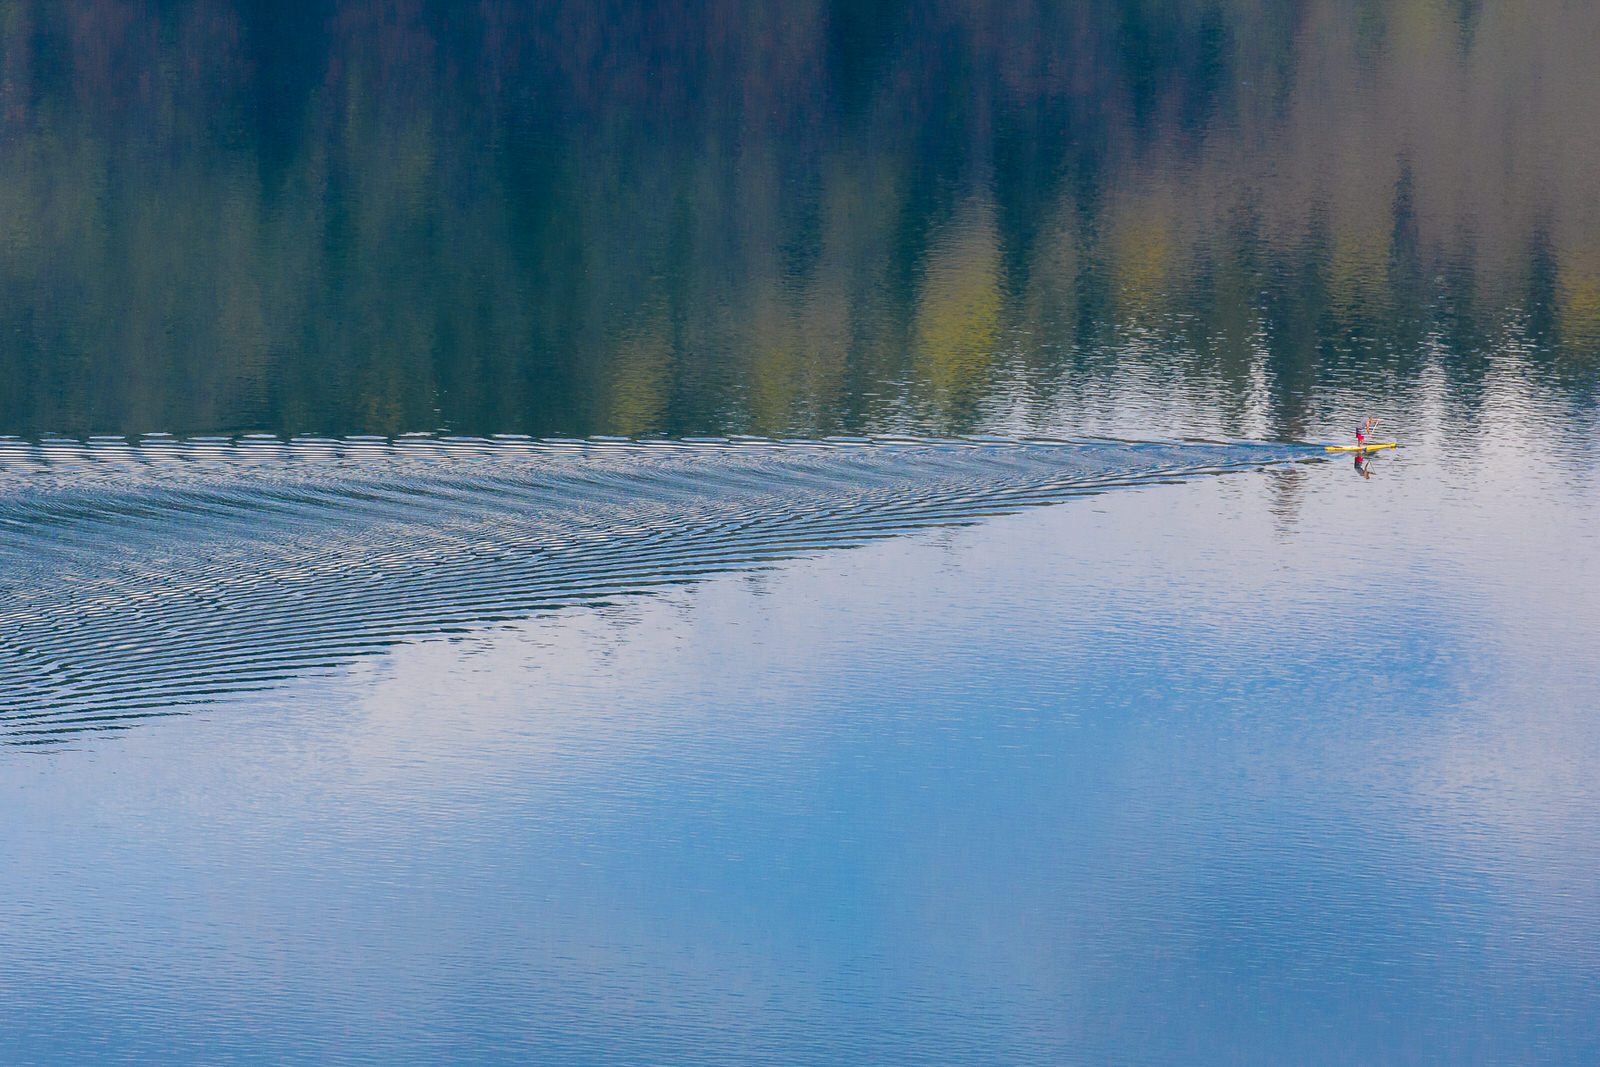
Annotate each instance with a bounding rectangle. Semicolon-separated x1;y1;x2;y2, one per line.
2;2;1600;1063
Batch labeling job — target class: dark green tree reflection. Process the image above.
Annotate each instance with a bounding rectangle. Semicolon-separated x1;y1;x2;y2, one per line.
0;0;1595;438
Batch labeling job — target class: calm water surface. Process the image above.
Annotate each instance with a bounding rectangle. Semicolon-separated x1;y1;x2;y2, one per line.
2;2;1599;1063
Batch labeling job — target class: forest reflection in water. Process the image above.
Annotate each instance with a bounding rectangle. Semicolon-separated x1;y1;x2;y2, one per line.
0;0;1596;440
3;5;1600;1062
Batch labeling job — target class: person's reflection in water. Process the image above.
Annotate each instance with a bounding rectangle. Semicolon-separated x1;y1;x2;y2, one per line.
1353;450;1374;479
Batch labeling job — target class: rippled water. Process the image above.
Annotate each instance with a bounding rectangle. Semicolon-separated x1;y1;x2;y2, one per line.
0;435;1304;742
3;2;1600;1064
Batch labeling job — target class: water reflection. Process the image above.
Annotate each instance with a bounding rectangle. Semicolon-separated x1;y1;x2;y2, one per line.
0;1;1595;439
3;7;1600;1061
3;434;1596;1064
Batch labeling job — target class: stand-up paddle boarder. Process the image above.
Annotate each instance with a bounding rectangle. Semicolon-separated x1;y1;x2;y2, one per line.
1352;416;1377;478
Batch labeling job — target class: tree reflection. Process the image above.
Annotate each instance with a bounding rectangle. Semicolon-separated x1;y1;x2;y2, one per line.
0;0;1594;439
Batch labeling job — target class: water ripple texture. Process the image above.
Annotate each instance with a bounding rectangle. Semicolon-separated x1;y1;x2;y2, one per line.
0;435;1305;743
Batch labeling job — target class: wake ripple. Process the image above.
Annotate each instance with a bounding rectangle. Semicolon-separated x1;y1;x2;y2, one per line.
0;435;1305;744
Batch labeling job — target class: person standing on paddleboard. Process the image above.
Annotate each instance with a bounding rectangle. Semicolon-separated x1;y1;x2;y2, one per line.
1352;416;1377;478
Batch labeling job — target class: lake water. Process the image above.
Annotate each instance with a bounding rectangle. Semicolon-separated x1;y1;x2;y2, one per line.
2;3;1599;1064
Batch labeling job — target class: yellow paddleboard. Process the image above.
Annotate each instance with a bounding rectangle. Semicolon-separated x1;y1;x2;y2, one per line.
1324;443;1398;452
